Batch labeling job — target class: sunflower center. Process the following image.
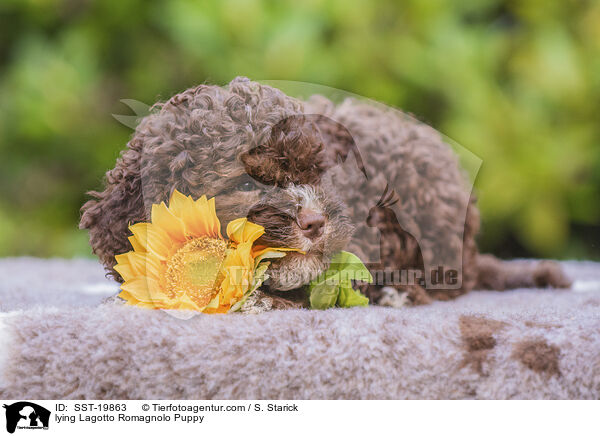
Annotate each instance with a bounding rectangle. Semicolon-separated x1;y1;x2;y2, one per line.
165;236;227;307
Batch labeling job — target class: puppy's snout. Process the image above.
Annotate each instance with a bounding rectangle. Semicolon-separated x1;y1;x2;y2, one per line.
297;209;326;240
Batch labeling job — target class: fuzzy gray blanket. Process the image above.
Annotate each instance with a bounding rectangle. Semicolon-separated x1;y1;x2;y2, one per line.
0;258;599;399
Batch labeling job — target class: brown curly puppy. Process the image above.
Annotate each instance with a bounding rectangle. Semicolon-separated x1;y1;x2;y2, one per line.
80;77;571;307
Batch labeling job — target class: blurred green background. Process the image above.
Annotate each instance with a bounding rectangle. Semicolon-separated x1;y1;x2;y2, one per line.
0;0;598;260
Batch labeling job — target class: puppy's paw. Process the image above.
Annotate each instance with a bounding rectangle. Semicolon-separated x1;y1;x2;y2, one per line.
101;294;125;306
378;286;409;308
240;290;274;314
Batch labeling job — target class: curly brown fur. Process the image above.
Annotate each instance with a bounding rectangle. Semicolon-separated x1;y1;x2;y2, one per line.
81;77;571;306
80;136;146;281
304;95;571;302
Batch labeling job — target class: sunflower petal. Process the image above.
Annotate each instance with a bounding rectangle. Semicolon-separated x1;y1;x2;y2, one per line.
129;222;173;260
252;247;303;269
253;246;303;257
168;190;194;219
206;197;222;238
203;293;229;314
172;192;204;238
129;223;149;249
118;290;155;309
128;235;146;253
142;252;163;280
205;294;221;310
180;195;221;239
120;277;153;303
145;277;174;307
176;294;203;311
126;252;146;276
114;262;136;282
226;218;245;244
227;218;265;245
192;196;222;239
233;242;254;268
151;202;187;243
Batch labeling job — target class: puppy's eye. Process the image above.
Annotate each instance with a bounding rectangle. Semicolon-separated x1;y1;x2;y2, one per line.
238;181;257;192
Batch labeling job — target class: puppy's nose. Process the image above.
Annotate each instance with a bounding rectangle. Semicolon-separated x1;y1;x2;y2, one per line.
297;209;326;240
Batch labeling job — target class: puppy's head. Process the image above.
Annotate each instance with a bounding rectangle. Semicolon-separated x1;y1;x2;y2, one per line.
81;77;355;290
239;115;354;289
198;114;355;290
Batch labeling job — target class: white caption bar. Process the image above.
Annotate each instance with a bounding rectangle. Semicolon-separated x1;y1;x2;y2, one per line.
0;399;596;436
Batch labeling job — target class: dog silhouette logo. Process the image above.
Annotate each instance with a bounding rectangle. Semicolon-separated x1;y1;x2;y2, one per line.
2;402;50;433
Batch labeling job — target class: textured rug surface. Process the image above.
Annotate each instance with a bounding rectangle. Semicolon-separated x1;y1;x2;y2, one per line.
0;257;599;399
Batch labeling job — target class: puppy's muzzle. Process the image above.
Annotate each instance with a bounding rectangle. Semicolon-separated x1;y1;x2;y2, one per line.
296;208;326;240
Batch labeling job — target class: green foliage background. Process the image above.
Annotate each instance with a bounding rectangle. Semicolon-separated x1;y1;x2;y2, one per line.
0;0;598;259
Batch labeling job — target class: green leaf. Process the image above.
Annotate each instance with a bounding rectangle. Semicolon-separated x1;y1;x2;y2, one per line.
337;282;369;307
308;251;371;310
328;251;374;283
309;280;340;309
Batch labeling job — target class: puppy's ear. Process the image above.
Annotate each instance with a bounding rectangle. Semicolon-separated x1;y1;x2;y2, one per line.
80;138;146;282
312;115;368;179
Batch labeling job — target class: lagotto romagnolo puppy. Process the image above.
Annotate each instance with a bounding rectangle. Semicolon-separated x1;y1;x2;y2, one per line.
80;77;571;309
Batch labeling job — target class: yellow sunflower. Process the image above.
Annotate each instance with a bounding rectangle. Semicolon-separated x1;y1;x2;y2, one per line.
114;190;296;313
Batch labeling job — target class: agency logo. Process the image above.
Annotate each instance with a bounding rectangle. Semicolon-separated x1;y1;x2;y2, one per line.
2;402;50;434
